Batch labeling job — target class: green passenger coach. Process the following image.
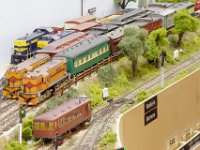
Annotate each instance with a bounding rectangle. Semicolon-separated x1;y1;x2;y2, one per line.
55;35;110;75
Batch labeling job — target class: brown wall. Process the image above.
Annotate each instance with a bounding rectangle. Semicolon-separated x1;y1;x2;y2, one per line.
119;69;200;150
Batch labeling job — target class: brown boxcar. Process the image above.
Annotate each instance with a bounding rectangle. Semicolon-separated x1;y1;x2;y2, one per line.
127;16;162;32
106;27;124;54
37;32;93;57
33;98;91;139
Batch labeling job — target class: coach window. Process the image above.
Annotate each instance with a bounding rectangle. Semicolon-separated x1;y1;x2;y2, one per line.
85;56;88;62
90;54;92;59
45;122;49;128
49;122;54;130
81;58;84;64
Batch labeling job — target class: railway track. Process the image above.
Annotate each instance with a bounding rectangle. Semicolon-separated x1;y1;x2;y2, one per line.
73;52;200;150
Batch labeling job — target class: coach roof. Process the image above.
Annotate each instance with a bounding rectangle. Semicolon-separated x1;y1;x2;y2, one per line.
34;98;90;121
56;35;109;58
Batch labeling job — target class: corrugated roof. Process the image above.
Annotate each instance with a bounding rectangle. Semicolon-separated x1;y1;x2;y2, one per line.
151;8;175;16
34;98;89;121
169;2;194;12
24;58;66;78
65;15;96;24
7;54;49;72
68;22;98;31
56;35;109;58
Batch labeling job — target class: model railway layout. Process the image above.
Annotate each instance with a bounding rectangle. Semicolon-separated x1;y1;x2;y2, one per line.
1;2;200;148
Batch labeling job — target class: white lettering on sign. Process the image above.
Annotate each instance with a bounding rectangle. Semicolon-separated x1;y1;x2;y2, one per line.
146;112;155;122
146;101;156;110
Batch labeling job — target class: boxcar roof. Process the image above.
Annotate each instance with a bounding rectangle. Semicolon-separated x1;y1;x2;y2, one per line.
106;27;124;40
68;22;98;31
65;15;96;24
112;9;149;22
24;58;66;78
127;16;162;27
34;98;90;121
148;2;174;8
111;9;153;26
8;54;49;72
151;8;175;16
38;32;92;54
169;2;194;12
56;35;109;58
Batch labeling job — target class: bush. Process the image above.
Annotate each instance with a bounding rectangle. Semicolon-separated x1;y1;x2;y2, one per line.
22;127;32;141
136;90;149;103
89;83;105;109
5;141;27;150
168;34;178;47
67;87;78;98
22;116;34;141
98;130;117;149
97;65;117;87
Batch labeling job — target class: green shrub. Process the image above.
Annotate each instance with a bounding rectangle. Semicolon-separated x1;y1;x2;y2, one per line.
89;83;105;109
67;87;78;98
22;127;32;141
136;90;149;103
97;65;117;87
98;130;117;150
168;34;178;47
6;141;27;150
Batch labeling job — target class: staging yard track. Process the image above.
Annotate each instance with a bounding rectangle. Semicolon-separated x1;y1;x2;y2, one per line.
73;52;200;150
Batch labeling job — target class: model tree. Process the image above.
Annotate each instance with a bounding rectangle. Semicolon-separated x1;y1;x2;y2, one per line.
114;0;136;9
118;27;148;74
144;28;169;68
172;9;200;47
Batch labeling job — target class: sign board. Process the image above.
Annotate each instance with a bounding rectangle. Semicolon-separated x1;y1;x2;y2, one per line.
102;88;109;99
174;50;179;59
88;7;96;14
144;107;157;125
144;96;157;113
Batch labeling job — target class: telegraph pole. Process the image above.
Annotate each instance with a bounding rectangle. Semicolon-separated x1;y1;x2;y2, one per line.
81;0;83;16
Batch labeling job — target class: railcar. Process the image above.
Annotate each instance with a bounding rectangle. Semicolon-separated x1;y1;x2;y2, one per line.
3;54;49;99
55;35;110;76
96;14;122;23
148;9;175;29
126;16;162;32
110;9;153;26
11;27;53;64
37;32;93;57
106;27;124;54
195;1;200;11
19;58;67;105
37;30;75;49
33;98;91;139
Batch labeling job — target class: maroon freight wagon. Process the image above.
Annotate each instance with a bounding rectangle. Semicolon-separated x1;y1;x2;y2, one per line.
33;98;91;139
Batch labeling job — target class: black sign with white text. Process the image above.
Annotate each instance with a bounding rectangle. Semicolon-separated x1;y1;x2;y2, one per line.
144;107;157;126
144;96;157;113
